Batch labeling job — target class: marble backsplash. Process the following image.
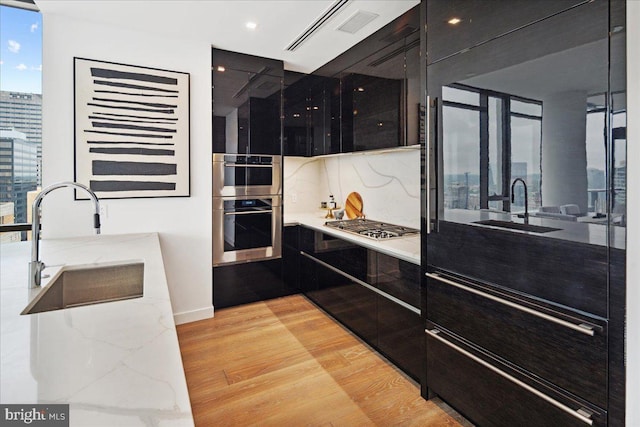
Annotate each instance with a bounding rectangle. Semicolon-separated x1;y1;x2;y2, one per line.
283;147;421;229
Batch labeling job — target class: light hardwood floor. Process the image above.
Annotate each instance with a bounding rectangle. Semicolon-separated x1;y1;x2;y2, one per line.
177;295;470;426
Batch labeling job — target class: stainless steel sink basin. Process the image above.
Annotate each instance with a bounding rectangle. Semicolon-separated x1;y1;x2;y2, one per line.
21;261;144;315
473;219;561;234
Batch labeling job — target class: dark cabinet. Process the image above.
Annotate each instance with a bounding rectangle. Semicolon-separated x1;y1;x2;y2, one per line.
426;326;607;427
299;226;422;382
213;225;299;309
283;73;340;156
426;0;590;65
334;6;421;152
213;258;286;309
212;48;283;154
423;1;627;425
284;4;422;156
281;225;300;295
427;271;607;409
377;295;422;380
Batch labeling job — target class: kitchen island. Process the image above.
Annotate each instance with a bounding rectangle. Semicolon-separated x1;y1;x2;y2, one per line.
0;233;193;426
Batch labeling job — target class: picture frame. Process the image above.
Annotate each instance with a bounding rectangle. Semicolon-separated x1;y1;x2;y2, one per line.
74;57;190;199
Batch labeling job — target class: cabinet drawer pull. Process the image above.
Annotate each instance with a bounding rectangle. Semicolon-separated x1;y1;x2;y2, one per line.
426;272;596;337
426;328;594;426
301;252;421;315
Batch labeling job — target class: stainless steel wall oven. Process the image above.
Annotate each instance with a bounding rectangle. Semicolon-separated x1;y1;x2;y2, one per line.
212;154;281;197
213;195;282;266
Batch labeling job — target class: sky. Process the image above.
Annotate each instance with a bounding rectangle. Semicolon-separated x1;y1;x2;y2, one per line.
0;5;42;94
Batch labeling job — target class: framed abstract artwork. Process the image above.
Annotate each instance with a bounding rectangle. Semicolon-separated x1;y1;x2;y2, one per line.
74;57;190;199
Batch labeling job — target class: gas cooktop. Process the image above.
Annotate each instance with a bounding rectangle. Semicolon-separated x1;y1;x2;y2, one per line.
325;218;420;240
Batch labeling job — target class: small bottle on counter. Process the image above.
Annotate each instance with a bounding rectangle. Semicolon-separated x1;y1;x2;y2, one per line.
329;195;336;209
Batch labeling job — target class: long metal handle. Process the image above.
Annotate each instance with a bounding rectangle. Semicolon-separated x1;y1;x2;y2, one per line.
300;252;421;315
425;95;431;234
224;209;273;216
425;272;596;336
426;328;594;426
223;163;273;168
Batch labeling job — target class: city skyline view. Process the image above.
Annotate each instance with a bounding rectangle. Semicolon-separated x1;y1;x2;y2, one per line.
0;5;42;94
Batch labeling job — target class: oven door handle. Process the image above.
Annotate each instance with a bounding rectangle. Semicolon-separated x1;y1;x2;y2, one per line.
224;209;273;216
223;163;273;168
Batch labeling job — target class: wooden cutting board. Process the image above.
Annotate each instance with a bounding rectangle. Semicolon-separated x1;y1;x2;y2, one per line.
345;192;364;219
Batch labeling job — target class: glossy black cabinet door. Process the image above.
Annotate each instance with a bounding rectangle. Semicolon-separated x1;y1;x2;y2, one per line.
300;227;423;382
427;272;607;408
428;0;610;226
305;256;377;345
212;48;283;154
426;328;607;427
213;259;285;309
377;296;422;382
283;73;340;156
373;253;421;309
426;0;589;65
282;225;300;294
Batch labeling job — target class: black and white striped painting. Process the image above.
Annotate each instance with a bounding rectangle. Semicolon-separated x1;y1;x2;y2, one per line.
74;57;190;198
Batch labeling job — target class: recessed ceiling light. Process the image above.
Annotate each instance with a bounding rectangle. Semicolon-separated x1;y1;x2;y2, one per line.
217;66;225;72
246;22;257;30
448;17;462;25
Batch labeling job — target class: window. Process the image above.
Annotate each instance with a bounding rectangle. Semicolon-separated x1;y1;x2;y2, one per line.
442;84;542;213
0;3;42;242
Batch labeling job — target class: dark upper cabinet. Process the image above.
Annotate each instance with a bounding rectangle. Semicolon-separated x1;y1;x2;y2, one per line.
212;48;283;154
285;4;421;156
334;6;421;152
283;73;340;156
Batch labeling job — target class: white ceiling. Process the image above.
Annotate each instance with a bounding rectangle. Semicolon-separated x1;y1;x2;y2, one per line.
34;0;419;74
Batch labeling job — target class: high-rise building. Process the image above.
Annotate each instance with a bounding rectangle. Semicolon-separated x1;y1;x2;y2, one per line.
0;91;42;185
0;128;38;226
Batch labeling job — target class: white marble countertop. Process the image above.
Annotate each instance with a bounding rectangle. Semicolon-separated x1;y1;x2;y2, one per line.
0;233;193;426
284;213;421;265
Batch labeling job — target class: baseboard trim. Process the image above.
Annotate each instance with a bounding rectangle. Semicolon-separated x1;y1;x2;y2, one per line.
174;305;214;325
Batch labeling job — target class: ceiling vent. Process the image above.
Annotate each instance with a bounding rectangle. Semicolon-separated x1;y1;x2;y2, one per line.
336;10;379;34
285;0;351;52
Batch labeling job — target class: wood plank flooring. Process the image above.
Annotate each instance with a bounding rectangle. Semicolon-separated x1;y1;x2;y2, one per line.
176;295;471;426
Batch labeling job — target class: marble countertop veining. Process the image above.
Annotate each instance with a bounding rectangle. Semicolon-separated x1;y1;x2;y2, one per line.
0;233;193;426
284;213;421;265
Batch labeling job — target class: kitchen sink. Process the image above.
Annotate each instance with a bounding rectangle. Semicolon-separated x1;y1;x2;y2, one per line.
21;261;144;315
473;219;561;234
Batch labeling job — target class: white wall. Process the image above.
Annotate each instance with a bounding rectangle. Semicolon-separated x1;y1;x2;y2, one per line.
626;0;640;423
40;12;212;325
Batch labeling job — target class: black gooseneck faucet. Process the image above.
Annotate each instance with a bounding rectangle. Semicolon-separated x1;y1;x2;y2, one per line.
511;178;529;224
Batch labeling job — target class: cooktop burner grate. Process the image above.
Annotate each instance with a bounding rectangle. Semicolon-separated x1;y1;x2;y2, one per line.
325;219;419;240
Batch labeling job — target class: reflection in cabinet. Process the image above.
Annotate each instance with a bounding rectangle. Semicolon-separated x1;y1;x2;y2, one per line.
377;296;422;380
286;4;421;156
299;227;423;382
283;73;340;156
212;48;283;154
423;1;627;424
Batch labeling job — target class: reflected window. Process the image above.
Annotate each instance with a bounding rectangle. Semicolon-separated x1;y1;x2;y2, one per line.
442;84;542;213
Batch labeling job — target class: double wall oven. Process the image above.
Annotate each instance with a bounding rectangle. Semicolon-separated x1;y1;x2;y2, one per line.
213;154;282;266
